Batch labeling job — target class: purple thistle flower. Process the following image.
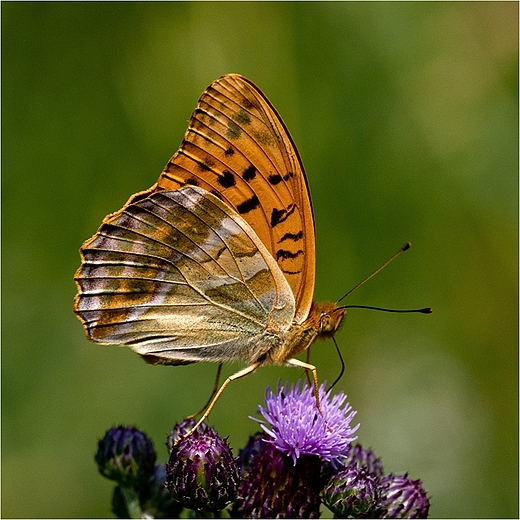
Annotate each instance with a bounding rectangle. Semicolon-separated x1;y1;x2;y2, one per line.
253;380;360;466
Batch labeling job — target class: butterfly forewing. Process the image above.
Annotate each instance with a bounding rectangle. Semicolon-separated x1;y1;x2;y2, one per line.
74;186;295;364
152;74;315;323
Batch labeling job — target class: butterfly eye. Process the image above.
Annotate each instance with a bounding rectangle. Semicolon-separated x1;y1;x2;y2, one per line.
318;307;347;337
319;313;335;335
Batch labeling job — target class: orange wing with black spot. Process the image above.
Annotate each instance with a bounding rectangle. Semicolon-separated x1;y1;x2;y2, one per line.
149;74;316;323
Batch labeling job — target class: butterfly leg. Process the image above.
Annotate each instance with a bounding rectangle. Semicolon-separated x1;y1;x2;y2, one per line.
186;363;223;420
304;349;313;387
286;358;322;414
285;358;334;432
175;361;263;446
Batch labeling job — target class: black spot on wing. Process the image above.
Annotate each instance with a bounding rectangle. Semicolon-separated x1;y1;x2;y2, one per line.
193;107;204;118
196;160;211;172
271;204;296;227
217;170;236;188
276;249;303;260
225;147;234;156
237;194;260;214
282;268;302;275
242;165;257;181
214;245;227;260
279;230;303;242
269;172;294;185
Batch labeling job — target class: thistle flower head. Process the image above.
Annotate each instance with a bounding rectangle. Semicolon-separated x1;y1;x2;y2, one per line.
95;426;156;487
322;463;381;517
233;432;323;519
380;473;431;518
253;380;360;465
166;419;239;512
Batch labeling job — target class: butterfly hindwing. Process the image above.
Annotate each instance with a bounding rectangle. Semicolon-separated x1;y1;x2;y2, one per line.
74;186;295;364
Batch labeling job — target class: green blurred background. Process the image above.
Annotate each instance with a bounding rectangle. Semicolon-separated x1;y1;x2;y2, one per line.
3;2;518;518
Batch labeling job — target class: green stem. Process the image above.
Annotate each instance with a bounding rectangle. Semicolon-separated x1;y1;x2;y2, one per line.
118;485;143;519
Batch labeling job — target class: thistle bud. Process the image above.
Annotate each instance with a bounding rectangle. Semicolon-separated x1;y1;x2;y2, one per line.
95;426;156;487
166;420;239;512
380;474;430;518
345;443;384;477
322;463;381;517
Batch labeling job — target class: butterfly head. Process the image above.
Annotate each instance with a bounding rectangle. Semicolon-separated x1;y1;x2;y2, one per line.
313;302;347;339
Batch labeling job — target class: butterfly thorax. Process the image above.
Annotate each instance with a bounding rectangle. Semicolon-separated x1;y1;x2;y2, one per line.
262;302;346;365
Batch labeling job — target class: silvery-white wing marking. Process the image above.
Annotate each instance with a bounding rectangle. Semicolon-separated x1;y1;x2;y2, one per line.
74;186;296;365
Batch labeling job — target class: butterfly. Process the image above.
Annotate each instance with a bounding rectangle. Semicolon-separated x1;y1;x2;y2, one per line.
74;74;348;430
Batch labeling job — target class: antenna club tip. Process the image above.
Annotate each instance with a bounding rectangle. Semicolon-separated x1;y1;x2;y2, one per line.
422;307;433;314
402;242;411;251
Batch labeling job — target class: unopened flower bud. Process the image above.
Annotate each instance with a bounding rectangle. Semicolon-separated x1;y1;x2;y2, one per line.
166;420;239;512
95;426;156;487
322;463;381;517
380;473;430;518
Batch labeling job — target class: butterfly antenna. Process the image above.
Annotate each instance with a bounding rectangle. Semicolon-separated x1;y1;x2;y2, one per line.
328;242;431;391
337;242;412;303
341;304;432;313
337;242;433;313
